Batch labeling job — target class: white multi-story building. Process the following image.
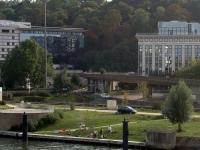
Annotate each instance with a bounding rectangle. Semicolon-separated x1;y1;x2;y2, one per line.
136;21;200;76
0;20;31;61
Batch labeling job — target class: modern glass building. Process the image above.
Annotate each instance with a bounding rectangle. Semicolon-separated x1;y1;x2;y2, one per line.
136;21;200;76
0;20;85;63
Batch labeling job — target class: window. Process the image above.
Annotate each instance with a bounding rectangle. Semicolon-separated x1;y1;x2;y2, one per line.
155;45;162;75
7;42;9;46
195;45;200;60
2;29;9;33
12;36;15;40
12;42;15;46
2;48;4;52
185;45;192;66
175;45;182;71
12;30;15;33
138;45;143;74
145;45;152;75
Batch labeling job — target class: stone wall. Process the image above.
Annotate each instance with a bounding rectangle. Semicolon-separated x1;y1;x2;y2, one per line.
0;112;49;131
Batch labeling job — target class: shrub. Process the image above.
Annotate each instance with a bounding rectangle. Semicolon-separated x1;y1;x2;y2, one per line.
0;101;6;105
13;92;29;97
152;103;162;110
3;93;13;100
13;91;50;97
37;110;64;129
23;96;46;102
9;110;64;132
32;92;50;97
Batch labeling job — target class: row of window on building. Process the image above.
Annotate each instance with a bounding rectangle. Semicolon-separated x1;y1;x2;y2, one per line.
138;45;200;75
0;29;15;34
0;42;16;46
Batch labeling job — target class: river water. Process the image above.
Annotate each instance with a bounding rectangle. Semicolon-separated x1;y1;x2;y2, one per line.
0;138;122;150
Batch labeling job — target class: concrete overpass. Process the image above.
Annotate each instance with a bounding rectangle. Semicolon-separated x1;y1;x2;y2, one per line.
80;72;200;100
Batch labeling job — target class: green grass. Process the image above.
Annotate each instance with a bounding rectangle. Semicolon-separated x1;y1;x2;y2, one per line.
39;110;160;131
0;104;14;109
37;110;200;142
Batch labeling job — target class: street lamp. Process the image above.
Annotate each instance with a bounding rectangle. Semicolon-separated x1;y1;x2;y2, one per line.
44;0;47;88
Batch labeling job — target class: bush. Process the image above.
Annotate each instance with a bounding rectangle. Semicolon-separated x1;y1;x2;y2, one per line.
33;92;50;97
13;92;30;97
3;93;13;100
37;110;64;128
9;110;64;132
152;103;162;110
13;91;50;97
23;96;46;102
0;101;6;105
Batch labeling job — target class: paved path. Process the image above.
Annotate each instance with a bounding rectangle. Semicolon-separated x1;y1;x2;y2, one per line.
74;108;162;116
73;108;200;118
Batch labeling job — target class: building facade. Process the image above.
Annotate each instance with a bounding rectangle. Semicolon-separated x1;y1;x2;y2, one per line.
0;20;85;62
0;20;31;61
136;21;200;76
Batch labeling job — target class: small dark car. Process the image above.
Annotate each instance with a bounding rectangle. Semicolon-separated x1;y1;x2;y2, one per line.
117;106;137;114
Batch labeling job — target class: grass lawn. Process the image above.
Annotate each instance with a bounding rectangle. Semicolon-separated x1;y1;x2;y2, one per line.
39;110;161;131
37;110;200;142
0;104;14;109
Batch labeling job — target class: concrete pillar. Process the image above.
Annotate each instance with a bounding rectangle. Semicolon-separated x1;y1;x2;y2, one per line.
142;46;146;76
105;81;112;93
192;45;195;60
147;85;152;98
0;87;2;101
182;45;185;67
152;45;155;72
87;79;91;92
172;45;175;72
103;80;106;93
162;45;165;73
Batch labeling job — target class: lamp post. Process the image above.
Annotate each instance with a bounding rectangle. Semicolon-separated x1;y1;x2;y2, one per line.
44;0;47;88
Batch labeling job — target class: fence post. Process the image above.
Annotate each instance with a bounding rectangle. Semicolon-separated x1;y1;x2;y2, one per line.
122;118;129;150
22;112;28;142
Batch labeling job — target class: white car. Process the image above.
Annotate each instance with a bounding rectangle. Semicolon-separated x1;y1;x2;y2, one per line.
100;93;111;98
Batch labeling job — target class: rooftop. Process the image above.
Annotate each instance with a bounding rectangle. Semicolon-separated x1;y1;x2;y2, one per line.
0;20;31;28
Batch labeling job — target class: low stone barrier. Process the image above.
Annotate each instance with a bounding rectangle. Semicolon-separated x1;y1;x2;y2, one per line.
0;108;54;130
146;130;176;149
0;131;146;149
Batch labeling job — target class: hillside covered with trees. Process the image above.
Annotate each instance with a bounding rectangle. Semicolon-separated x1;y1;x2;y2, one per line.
1;0;200;72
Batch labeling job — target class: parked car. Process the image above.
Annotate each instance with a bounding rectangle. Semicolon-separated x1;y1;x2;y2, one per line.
117;106;137;114
100;93;111;98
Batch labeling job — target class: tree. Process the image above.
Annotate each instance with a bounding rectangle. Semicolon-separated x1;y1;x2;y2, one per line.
176;60;200;79
2;39;52;88
131;8;150;32
162;81;193;132
53;69;71;93
122;92;128;106
137;82;149;98
71;74;81;87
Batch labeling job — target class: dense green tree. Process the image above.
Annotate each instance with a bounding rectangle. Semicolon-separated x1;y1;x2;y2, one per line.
71;74;81;87
176;60;200;79
53;69;71;93
2;39;53;88
131;8;151;32
162;81;193;132
0;0;199;72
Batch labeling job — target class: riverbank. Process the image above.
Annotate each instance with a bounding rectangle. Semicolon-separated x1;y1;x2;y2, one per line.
0;131;146;149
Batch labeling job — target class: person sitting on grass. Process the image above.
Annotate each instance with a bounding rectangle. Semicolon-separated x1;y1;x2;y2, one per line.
99;128;104;139
107;125;112;134
79;122;86;130
93;130;98;138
